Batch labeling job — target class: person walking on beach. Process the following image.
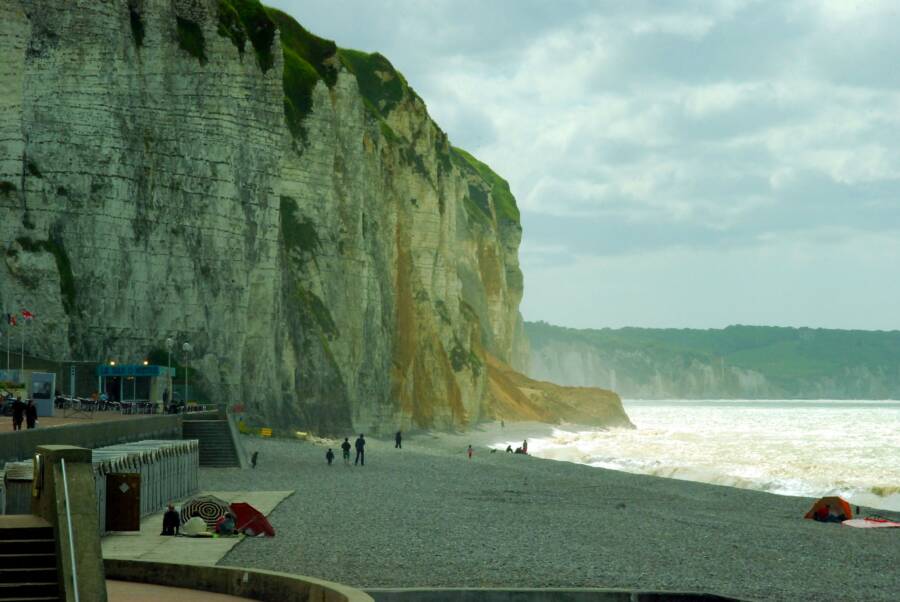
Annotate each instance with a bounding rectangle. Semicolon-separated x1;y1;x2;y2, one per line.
25;399;37;429
341;438;351;465
11;397;25;431
395;430;402;449
354;434;366;466
522;439;528;454
467;445;473;459
326;448;335;465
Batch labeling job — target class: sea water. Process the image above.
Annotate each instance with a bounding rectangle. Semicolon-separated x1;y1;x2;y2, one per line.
513;399;900;512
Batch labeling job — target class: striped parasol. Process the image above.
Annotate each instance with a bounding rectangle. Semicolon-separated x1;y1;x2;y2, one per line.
180;494;230;529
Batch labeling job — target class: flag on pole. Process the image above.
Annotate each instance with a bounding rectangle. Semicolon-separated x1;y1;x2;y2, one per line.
21;310;33;321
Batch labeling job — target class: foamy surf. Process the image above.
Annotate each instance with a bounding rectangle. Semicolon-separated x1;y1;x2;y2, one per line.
495;399;900;512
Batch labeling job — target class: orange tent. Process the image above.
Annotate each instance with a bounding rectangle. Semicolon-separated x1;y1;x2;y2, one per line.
804;496;853;521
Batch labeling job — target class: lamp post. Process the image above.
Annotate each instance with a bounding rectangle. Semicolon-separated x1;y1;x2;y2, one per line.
165;337;174;406
182;342;192;407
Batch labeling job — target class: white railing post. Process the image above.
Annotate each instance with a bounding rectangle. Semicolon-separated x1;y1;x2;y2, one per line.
59;459;80;602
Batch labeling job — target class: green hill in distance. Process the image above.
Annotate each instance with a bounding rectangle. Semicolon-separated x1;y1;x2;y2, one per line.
526;322;900;399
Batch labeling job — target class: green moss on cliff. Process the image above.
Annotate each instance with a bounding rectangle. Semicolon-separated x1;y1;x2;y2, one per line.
26;160;42;178
297;287;338;339
176;17;207;65
13;236;76;314
338;49;407;118
129;5;145;48
280;196;320;255
216;0;246;55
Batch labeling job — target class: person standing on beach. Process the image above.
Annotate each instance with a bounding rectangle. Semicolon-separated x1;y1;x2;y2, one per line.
522;440;528;454
25;399;37;429
341;438;351;465
11;397;25;431
354;434;366;466
395;430;402;449
326;448;335;465
467;445;473;459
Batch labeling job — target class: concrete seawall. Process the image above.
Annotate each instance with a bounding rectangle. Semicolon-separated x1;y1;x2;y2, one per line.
0;411;217;462
105;559;374;602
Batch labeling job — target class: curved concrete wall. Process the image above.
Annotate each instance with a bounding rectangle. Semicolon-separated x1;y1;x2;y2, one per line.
366;589;745;602
104;559;373;602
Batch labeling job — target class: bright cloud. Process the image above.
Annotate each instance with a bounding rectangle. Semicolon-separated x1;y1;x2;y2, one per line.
268;0;900;329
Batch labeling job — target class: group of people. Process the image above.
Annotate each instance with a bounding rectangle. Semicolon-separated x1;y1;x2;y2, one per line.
161;504;237;536
327;433;372;466
325;430;408;466
6;396;38;431
504;439;528;455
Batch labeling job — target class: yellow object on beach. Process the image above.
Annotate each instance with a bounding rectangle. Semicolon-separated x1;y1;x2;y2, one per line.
260;428;272;437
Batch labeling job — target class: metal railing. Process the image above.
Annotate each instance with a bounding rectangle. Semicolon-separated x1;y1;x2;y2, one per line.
59;458;80;602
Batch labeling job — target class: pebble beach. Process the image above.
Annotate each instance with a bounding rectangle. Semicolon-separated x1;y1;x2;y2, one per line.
203;423;899;602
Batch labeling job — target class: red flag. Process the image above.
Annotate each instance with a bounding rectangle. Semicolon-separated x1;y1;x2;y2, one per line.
21;310;33;321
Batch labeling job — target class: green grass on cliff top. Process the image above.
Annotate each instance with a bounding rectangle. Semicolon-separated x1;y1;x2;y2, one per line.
451;147;520;223
238;3;520;227
217;0;276;70
337;49;408;118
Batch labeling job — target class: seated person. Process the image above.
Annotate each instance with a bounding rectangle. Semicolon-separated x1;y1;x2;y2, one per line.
506;445;513;453
216;512;236;536
160;503;181;535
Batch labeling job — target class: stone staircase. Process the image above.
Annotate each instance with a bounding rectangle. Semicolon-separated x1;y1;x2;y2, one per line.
0;515;59;601
183;420;242;468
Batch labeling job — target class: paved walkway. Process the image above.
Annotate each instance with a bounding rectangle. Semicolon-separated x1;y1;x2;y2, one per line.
1;411;159;431
107;580;258;601
102;490;293;565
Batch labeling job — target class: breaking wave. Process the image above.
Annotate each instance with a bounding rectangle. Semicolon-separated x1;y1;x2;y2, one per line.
510;399;900;512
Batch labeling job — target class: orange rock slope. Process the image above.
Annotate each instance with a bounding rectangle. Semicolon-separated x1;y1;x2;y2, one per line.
486;354;634;428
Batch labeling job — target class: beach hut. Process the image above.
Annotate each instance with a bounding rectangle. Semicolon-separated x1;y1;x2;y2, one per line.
804;496;853;521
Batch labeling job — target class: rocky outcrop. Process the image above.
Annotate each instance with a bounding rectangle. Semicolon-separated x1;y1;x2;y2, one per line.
487;354;633;428
0;0;537;434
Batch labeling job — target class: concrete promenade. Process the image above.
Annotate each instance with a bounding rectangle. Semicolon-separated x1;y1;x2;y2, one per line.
102;490;293;565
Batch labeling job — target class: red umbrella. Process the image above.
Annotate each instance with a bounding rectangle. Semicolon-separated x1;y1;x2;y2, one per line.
229;502;276;537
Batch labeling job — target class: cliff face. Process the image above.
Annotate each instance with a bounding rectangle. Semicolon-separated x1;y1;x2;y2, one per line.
527;322;900;399
486;354;632;428
0;0;535;433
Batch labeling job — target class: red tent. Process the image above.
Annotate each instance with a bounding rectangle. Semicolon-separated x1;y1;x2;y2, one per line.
229;502;276;537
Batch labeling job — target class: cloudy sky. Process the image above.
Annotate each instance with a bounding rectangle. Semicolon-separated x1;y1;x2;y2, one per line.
269;0;900;331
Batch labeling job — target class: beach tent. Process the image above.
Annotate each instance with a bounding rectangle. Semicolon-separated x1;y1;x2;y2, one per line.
181;494;231;530
230;502;276;537
804;496;853;521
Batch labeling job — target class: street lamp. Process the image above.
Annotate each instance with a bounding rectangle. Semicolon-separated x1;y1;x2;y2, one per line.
182;342;192;406
165;337;174;405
